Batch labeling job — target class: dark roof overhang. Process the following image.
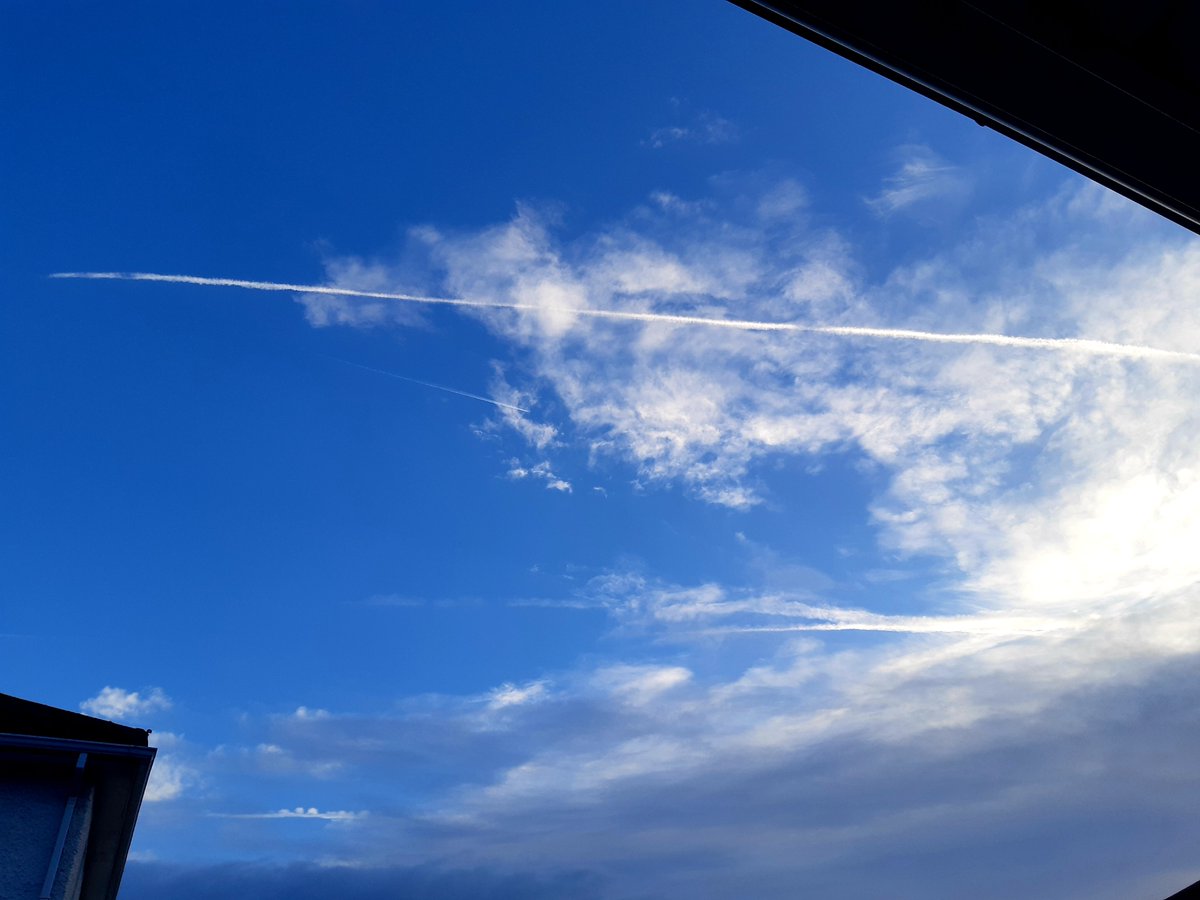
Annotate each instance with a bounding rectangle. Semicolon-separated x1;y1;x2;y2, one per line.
0;693;156;900
727;1;1200;237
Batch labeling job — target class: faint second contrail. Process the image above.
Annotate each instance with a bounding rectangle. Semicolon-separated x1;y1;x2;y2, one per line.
697;606;1075;637
702;617;1069;637
50;271;1200;365
326;356;528;412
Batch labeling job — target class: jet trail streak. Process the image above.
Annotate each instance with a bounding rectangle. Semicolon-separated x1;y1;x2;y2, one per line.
328;357;528;412
51;271;1200;365
705;620;1064;636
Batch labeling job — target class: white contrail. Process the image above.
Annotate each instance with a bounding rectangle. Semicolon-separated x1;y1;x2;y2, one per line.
50;271;1200;364
687;600;1074;637
801;325;1200;364
702;613;1073;637
48;270;800;330
210;807;365;821
328;357;529;412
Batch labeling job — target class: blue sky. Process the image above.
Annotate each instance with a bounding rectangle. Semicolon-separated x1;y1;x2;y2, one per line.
4;3;1200;898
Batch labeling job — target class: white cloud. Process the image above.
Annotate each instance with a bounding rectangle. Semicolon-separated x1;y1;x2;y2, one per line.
85;179;1200;629
507;458;571;492
756;178;809;221
487;680;550;711
561;570;1070;639
589;664;691;706
207;739;343;779
296;254;428;329
181;578;1200;894
80;685;172;721
416;185;1079;509
865;144;971;218
645;110;738;149
487;369;558;449
143;754;191;802
414;588;1200;892
109;172;1200;896
293;706;331;721
147;730;182;749
414;180;1200;632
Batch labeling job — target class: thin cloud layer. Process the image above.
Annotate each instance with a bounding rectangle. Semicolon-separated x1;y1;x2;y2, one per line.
119;861;604;900
167;580;1200;897
645;109;739;149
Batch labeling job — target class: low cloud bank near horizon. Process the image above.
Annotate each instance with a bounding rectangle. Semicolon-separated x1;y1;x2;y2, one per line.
137;565;1200;898
132;635;1200;899
119;860;605;900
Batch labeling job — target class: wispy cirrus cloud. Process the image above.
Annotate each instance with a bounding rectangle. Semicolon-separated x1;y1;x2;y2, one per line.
865;143;971;218
509;569;1072;639
487;680;550;711
644;109;738;149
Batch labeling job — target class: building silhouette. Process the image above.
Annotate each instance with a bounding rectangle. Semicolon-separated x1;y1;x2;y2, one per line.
729;0;1200;237
0;693;154;900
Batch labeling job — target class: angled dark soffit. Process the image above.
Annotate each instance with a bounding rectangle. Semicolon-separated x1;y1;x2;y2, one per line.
727;0;1200;237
